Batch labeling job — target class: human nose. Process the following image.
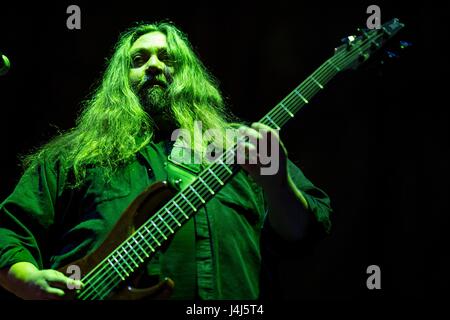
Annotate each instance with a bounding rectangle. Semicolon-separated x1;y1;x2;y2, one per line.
145;55;164;75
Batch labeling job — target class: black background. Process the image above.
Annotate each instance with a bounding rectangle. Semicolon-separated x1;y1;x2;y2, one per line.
0;0;448;302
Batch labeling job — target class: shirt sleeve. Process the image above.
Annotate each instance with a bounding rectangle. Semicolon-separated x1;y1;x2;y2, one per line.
0;159;59;270
258;159;333;299
261;158;333;255
287;159;332;233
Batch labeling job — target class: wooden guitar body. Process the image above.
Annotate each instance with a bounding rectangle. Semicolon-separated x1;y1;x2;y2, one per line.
58;181;175;300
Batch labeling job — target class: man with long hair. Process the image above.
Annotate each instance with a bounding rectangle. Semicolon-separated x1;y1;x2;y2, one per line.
0;21;331;299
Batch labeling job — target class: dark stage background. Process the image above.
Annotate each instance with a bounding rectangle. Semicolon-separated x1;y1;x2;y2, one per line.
0;1;448;302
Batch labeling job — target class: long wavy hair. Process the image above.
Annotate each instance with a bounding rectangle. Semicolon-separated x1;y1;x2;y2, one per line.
23;21;236;187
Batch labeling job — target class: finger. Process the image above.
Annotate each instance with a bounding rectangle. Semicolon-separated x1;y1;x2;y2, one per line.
251;122;279;136
45;286;66;298
251;123;282;143
237;141;257;156
49;279;83;290
251;122;288;155
44;270;72;289
237;142;260;166
238;126;262;141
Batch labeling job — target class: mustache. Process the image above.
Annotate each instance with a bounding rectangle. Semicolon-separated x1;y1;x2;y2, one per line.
141;67;173;90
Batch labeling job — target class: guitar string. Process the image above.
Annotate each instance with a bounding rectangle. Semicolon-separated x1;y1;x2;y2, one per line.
77;158;242;299
77;30;387;299
78;151;240;299
83;145;253;299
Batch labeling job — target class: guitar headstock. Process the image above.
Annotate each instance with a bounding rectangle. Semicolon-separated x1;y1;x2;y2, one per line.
332;18;405;71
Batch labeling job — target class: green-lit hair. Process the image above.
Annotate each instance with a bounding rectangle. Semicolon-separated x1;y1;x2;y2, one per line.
23;21;235;187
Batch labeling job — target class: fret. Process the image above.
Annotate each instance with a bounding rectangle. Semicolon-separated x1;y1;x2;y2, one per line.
151;220;167;240
198;177;215;194
189;185;205;203
165;207;181;226
280;102;294;117
293;89;309;103
121;246;138;267
208;168;224;185
131;237;149;258
137;230;155;252
265;115;281;130
157;213;174;233
112;255;129;276
118;250;135;269
326;59;340;71
370;39;380;48
224;149;236;164
218;160;233;175
85;282;101;298
180;193;197;211
143;225;161;246
174;201;189;219
127;242;144;263
310;76;324;89
107;258;125;281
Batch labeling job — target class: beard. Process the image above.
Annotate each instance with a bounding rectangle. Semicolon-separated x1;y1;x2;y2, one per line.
140;84;166;112
140;85;177;137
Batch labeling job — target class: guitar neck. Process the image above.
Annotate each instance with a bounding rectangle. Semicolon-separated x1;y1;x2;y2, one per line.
258;58;340;128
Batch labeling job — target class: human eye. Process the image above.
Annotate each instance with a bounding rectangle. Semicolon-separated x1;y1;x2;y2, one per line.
131;53;147;67
158;51;175;65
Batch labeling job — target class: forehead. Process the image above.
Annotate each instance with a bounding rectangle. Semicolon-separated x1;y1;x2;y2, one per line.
130;32;168;51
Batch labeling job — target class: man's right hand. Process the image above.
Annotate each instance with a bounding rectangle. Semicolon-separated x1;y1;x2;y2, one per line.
0;261;83;300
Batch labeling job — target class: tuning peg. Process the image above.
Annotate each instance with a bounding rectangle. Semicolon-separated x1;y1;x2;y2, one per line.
341;35;357;51
341;35;356;44
385;50;399;59
379;50;399;65
399;40;412;49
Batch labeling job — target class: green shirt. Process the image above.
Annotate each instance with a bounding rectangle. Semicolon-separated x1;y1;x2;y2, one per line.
0;141;332;299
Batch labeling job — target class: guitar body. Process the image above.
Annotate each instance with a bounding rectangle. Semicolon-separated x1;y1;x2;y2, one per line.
58;181;175;300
